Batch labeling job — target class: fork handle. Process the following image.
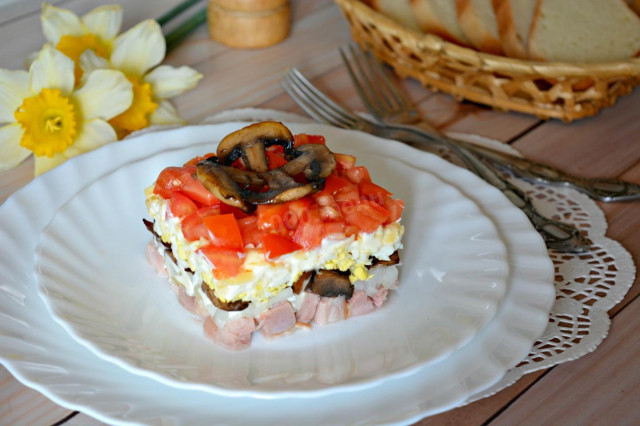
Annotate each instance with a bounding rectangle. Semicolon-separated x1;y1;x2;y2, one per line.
457;142;640;202
389;124;591;253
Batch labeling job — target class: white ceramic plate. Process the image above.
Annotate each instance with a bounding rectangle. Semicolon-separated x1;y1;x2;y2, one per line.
35;143;508;395
0;123;555;424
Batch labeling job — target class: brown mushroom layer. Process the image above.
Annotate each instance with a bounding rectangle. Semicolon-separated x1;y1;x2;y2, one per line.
195;121;336;213
201;283;250;312
308;269;354;299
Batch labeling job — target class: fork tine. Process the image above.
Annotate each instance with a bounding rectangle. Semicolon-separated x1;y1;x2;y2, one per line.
358;44;414;112
339;45;386;117
284;68;358;128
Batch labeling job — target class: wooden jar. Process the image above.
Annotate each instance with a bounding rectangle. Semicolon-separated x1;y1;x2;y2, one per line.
208;0;290;48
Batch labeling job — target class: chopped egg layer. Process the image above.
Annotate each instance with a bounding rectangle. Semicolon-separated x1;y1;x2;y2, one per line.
145;190;404;306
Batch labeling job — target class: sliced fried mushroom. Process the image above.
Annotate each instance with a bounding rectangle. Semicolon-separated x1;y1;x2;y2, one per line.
309;269;354;299
369;251;400;268
281;144;336;180
196;160;252;212
201;283;249;312
217;121;294;169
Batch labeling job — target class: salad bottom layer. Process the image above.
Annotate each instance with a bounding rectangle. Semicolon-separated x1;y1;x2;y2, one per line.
147;237;400;351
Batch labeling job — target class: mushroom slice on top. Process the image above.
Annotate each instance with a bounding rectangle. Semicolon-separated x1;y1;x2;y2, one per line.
196;160;252;212
281;144;336;180
216;121;295;171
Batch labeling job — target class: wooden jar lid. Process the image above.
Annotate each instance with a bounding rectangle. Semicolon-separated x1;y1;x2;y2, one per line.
208;0;290;48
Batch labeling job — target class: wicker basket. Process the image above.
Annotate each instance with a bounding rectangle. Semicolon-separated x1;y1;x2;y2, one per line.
334;0;640;122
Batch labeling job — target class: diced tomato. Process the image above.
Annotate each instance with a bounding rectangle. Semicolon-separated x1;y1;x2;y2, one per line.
323;221;346;236
261;233;302;259
154;166;220;206
287;198;313;225
168;192;198;219
344;166;372;184
294;134;326;147
237;216;261;248
313;191;337;208
266;151;287;170
317;174;351;197
219;203;250;219
383;196;405;224
203;214;244;250
267;144;285;155
334;183;360;204
334;153;356;171
320;205;341;221
183;153;216;167
359;181;392;204
292;207;324;249
199;245;244;279
342;199;390;233
257;204;291;234
344;224;360;237
181;206;220;241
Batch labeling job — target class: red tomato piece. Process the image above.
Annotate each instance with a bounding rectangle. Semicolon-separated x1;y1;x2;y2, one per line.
183;153;216;167
318;174;351;197
261;233;302;259
292;207;324;249
344;166;372;184
219;203;250;219
342;199;390;233
203;214;244;250
199;245;244;279
237;216;261;248
266;151;288;170
181;206;221;241
154;166;220;206
334;183;360;204
168;192;198;219
334;153;356;171
323;221;346;237
287;198;313;225
294;134;326;147
383;196;405;224
257;204;292;234
267;144;285;155
359;181;392;204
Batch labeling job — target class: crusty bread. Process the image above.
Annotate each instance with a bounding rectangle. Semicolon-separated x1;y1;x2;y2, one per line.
528;0;640;62
492;0;537;58
456;0;504;54
366;0;422;31
410;0;471;46
627;0;640;16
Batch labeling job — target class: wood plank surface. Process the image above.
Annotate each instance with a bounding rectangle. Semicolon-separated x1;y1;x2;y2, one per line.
0;0;638;424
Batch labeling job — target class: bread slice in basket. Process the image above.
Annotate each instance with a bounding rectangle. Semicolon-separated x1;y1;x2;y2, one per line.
363;0;422;31
528;0;640;62
410;0;471;45
492;0;537;58
456;0;504;55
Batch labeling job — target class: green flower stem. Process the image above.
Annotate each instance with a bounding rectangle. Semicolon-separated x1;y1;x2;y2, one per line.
157;0;203;27
164;8;207;53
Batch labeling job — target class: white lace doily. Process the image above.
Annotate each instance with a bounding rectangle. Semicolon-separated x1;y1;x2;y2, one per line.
202;108;637;404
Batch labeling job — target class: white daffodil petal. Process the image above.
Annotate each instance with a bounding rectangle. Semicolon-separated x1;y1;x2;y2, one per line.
78;50;112;85
145;65;202;100
41;2;85;45
66;118;117;157
72;70;133;120
29;45;75;96
0;124;30;171
0;70;29;123
111;19;165;77
149;100;185;126
81;5;122;42
34;153;66;176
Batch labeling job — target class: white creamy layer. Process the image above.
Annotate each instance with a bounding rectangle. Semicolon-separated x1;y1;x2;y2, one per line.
145;188;404;305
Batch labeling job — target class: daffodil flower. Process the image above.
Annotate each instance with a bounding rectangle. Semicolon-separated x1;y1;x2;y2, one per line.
80;19;202;138
41;2;122;82
0;44;133;176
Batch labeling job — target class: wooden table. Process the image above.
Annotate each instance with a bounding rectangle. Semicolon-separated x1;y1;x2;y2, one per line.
1;1;638;424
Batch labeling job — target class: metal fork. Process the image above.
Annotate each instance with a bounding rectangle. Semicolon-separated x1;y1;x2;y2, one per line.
339;43;640;203
282;67;591;253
